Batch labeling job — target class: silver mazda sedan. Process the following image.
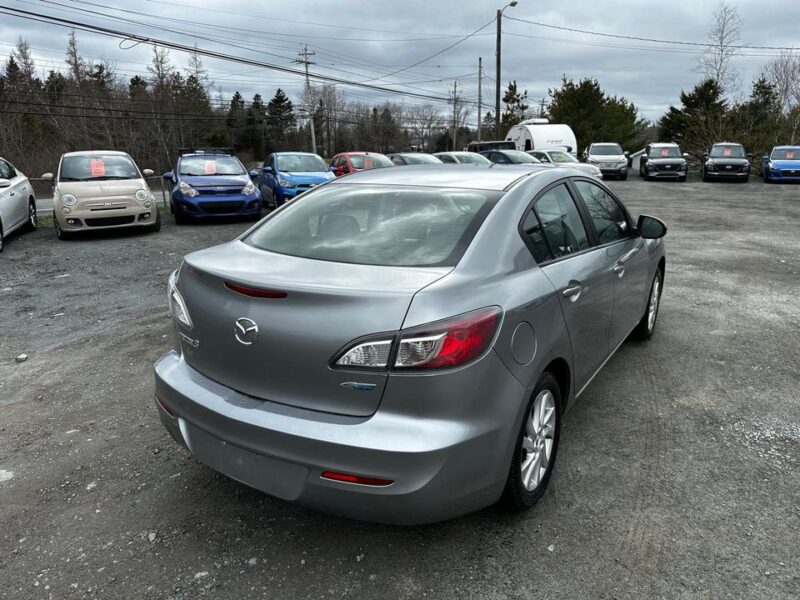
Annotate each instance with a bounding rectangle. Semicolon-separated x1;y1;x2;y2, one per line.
154;165;666;524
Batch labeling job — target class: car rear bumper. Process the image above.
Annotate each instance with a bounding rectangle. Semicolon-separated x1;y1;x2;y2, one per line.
153;350;526;524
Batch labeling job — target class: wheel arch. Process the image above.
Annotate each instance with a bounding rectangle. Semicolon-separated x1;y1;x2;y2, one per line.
543;357;571;409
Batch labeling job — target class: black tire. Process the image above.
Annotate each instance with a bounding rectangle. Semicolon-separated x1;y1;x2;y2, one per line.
502;372;562;511
54;214;72;240
174;213;188;225
24;199;38;232
679;176;687;182
702;171;708;182
620;172;628;181
148;210;162;232
633;269;663;341
741;175;749;183
0;221;4;253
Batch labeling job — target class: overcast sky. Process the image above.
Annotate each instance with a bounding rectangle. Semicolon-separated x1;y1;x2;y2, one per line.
2;0;799;125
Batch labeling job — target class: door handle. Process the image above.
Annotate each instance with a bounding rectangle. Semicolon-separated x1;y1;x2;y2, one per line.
562;285;582;301
8;191;14;196
613;264;625;277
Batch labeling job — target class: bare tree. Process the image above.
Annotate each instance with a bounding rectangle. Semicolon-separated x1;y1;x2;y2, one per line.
696;1;742;97
760;50;800;116
406;103;444;152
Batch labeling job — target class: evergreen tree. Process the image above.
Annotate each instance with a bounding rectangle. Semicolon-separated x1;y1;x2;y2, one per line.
658;78;728;155
266;88;295;151
501;81;529;131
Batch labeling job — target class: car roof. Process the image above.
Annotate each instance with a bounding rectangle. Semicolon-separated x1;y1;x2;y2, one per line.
650;143;679;147
773;145;800;149
711;142;743;146
274;151;319;156
328;164;549;190
339;151;385;156
62;150;130;157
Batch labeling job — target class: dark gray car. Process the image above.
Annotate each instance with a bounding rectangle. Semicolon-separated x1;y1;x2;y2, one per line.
639;143;689;181
702;142;752;182
154;165;667;524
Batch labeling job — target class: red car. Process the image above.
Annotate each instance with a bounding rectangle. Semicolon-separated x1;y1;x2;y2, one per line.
329;152;394;177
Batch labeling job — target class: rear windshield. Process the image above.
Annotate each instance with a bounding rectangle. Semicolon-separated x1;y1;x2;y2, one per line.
399;154;442;165
350;154;393;169
454;152;491;165
178;155;246;176
245;185;501;267
59;154;139;181
505;150;540;163
771;147;800;160
710;145;745;158
589;144;623;156
276;154;328;172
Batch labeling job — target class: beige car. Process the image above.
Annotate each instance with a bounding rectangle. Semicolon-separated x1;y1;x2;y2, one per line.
43;151;160;239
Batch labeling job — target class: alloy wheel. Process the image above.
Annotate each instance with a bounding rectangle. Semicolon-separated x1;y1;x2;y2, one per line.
647;275;661;333
520;389;557;492
29;202;38;229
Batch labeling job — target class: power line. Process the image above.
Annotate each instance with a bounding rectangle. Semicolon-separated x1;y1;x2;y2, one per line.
505;15;800;51
361;18;495;83
0;5;479;106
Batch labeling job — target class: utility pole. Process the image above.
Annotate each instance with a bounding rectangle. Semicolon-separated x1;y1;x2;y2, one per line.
495;9;501;139
451;80;459;151
495;2;518;139
477;57;483;141
293;45;316;154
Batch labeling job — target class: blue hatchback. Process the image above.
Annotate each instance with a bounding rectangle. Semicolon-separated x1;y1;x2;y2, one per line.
258;152;334;207
762;146;800;183
165;150;262;223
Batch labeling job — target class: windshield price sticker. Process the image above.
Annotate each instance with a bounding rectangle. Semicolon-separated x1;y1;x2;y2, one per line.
723;148;732;157
364;159;373;168
90;158;105;177
660;149;669;157
787;152;795;159
204;160;217;174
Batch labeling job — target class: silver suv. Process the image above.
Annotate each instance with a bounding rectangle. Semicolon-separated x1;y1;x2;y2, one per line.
583;143;629;180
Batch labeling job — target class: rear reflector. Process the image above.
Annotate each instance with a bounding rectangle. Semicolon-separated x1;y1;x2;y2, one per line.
321;471;394;487
224;281;288;299
155;394;175;417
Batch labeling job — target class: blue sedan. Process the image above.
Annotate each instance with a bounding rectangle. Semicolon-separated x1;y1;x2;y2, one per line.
762;146;800;183
165;150;261;223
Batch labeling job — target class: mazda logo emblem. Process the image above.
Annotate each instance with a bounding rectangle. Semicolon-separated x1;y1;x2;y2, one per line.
234;317;259;345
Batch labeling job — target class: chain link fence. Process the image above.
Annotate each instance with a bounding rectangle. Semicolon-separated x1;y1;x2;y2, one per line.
32;176;170;214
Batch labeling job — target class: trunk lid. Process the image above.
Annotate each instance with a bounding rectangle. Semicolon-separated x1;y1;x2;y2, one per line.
177;241;449;416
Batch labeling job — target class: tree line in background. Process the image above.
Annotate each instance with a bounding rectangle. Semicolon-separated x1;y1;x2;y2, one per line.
1;3;799;177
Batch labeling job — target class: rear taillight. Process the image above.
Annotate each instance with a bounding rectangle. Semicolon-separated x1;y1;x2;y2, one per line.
333;307;502;371
224;281;288;299
395;307;502;370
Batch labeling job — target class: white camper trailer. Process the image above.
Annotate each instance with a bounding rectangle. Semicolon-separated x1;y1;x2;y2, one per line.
505;119;578;156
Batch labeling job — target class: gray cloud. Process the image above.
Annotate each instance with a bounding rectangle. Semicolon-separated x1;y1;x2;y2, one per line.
1;0;798;123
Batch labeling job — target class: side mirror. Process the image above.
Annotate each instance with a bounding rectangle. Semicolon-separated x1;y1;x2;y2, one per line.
624;151;630;158
0;178;10;189
163;171;173;180
747;153;753;159
262;166;273;175
41;172;54;180
641;155;648;162
762;154;769;160
580;152;588;160
249;169;259;178
329;166;337;173
683;153;690;159
638;215;667;239
142;168;154;177
702;153;708;160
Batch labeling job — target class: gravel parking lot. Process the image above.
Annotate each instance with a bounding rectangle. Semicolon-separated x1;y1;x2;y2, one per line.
1;175;799;599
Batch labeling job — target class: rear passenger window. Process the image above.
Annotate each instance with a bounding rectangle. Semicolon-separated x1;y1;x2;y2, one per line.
521;210;552;262
573;180;631;245
532;184;590;259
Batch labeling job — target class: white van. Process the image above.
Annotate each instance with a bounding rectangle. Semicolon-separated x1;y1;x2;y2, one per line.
505;119;578;156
